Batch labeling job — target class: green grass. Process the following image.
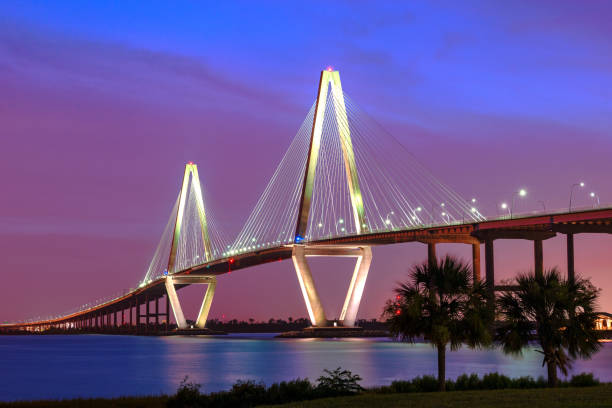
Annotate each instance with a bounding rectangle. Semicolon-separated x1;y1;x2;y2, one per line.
260;385;612;408
0;396;167;408
1;386;611;407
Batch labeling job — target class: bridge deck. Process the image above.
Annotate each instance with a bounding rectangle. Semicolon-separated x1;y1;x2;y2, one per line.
2;207;611;330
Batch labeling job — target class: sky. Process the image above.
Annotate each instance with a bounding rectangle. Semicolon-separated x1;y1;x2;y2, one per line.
1;1;611;323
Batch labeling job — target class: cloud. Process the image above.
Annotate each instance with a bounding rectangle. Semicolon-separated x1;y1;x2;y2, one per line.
0;20;300;114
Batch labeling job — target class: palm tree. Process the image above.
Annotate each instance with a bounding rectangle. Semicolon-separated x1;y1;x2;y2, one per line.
384;255;493;391
496;268;601;387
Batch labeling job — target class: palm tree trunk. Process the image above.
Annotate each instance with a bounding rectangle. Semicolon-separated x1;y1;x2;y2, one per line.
437;343;446;391
547;360;558;387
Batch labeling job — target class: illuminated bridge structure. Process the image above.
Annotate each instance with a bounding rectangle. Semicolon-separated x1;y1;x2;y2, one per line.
2;70;611;333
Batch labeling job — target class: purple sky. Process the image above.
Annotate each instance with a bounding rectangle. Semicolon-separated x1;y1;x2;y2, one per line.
1;1;611;323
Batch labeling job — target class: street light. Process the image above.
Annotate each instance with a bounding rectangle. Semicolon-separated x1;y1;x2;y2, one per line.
500;202;510;217
590;192;600;207
384;211;394;228
537;200;546;211
569;182;585;212
511;189;527;219
441;211;450;224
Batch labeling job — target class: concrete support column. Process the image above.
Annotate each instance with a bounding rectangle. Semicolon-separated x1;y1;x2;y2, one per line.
155;297;159;326
165;275;217;330
145;295;150;333
166;296;170;332
292;245;328;326
340;246;372;327
195;279;217;329
135;297;139;334
567;233;575;283
472;243;481;282
427;243;437;269
165;276;187;329
485;239;495;301
534;239;543;278
292;245;373;327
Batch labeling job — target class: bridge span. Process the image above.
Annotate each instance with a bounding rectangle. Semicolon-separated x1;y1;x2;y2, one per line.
2;207;610;334
2;69;610;334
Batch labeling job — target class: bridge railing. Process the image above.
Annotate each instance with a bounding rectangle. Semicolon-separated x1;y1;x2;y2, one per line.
485;203;611;222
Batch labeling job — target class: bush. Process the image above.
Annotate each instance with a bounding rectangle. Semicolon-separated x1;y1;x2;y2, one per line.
510;376;538;389
389;380;415;393
410;375;439;392
167;376;203;408
316;367;364;397
454;373;481;391
266;379;315;404
481;372;512;389
570;372;600;387
167;370;602;408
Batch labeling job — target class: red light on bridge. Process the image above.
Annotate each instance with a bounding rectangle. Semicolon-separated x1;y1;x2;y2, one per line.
229;258;235;264
395;309;401;315
187;161;194;165
326;66;333;72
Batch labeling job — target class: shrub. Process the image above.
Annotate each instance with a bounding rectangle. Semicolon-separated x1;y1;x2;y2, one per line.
454;373;481;391
481;372;512;389
410;375;439;392
226;380;267;406
167;376;203;408
389;380;416;393
166;370;602;408
315;367;364;397
266;379;315;404
570;372;600;387
510;376;538;389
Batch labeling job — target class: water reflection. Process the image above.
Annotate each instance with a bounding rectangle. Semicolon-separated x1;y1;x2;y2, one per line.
0;334;609;401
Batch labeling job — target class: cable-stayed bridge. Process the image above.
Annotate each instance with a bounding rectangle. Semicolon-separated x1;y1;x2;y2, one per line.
3;69;611;333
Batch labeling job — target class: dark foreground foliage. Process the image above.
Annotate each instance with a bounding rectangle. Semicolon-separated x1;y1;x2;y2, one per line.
166;369;600;408
374;371;599;394
167;367;363;407
0;372;601;408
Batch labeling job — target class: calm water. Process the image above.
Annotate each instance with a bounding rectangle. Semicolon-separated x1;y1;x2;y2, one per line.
0;334;610;401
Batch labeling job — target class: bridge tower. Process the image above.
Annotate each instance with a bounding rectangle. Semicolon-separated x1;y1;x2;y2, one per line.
165;162;217;330
292;69;372;328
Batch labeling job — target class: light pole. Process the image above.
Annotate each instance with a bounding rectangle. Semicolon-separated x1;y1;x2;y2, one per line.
511;188;527;219
590;192;600;208
569;182;585;212
336;218;345;233
441;211;451;224
410;207;422;225
384;211;394;229
500;202;510;217
537;200;546;211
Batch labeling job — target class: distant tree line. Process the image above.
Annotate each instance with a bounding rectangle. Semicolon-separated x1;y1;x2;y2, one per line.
203;318;388;333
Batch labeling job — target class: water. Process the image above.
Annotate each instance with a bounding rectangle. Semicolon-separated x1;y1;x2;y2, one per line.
0;334;610;401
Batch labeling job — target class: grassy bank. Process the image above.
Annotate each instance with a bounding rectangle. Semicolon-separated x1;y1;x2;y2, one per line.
262;385;612;408
1;386;612;407
0;396;167;408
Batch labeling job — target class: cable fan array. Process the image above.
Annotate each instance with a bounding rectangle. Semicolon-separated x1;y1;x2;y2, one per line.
141;171;230;284
141;80;485;280
302;88;485;241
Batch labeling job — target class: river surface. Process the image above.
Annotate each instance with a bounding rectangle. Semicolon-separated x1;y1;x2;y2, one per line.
0;334;610;401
